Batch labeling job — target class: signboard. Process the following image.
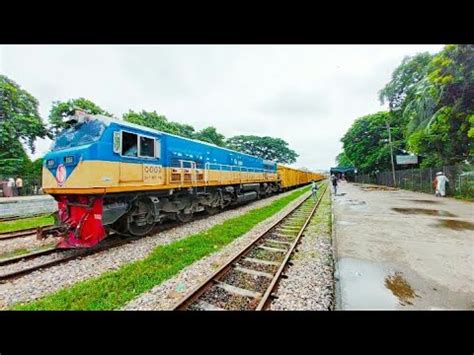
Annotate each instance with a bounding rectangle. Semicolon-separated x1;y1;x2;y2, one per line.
396;155;418;165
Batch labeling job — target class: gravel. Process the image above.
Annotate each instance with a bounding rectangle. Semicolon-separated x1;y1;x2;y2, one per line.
122;190;311;310
270;190;334;310
0;188;307;309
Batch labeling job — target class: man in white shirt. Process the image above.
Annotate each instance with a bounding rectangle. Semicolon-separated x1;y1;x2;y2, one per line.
434;172;449;197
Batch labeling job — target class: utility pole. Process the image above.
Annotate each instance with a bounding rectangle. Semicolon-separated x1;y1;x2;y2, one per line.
386;121;397;187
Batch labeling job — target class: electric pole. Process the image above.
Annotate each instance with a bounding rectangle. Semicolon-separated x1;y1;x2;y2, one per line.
386;121;397;187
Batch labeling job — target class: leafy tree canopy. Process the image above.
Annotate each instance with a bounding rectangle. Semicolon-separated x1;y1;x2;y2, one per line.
338;111;403;174
0;75;48;155
339;44;474;171
194;127;226;147
226;135;298;164
379;52;433;113
49;98;111;134
122;110;196;139
403;45;474;165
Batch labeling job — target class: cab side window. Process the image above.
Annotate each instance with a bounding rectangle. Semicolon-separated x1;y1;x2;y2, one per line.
122;132;138;157
139;136;155;158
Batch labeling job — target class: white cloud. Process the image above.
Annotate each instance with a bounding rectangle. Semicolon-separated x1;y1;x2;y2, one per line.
1;44;443;170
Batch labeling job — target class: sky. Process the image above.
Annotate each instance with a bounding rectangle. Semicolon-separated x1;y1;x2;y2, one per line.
0;45;444;171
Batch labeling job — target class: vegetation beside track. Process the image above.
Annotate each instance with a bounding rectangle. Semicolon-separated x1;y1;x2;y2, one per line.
12;185;320;310
0;244;56;261
0;215;54;234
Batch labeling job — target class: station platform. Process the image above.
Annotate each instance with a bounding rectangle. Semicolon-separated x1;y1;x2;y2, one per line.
0;194;57;219
332;181;473;310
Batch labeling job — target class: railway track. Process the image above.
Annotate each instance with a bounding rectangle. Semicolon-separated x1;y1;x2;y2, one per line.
172;184;328;311
0;226;58;241
0;197;269;282
0;186;315;284
0;233;129;283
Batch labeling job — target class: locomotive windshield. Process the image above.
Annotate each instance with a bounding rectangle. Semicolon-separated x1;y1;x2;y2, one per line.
52;119;106;151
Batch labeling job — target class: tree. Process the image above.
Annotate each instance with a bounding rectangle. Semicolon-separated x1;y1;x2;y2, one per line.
379;53;433;113
338;111;403;174
403;45;474;165
173;123;195;139
226;135;298;164
0;75;48;179
194;127;226;146
122;110;195;138
49;98;111;134
0;75;49;155
335;152;353;167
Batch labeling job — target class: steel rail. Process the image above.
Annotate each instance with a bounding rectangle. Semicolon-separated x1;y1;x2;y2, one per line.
172;183;328;311
0;226;58;241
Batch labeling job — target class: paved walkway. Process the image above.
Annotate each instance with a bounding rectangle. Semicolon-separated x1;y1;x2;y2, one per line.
332;181;473;310
0;195;56;218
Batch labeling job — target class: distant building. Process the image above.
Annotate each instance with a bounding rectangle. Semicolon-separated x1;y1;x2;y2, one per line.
330;167;357;181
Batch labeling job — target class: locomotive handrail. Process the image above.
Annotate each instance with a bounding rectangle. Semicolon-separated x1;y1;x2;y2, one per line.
178;159;197;187
203;162;276;183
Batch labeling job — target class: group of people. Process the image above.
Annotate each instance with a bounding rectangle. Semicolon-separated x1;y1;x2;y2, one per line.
2;176;24;197
310;173;341;201
311;171;449;200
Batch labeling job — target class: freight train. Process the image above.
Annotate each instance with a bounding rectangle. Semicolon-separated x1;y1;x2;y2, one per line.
41;111;324;248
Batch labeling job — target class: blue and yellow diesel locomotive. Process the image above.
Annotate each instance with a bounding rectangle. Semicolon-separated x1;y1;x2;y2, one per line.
42;111;323;248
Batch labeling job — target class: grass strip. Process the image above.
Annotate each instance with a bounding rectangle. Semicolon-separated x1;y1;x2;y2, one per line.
13;185;317;310
0;215;54;234
0;244;57;261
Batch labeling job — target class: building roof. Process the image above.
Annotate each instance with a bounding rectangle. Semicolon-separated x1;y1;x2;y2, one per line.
330;166;356;173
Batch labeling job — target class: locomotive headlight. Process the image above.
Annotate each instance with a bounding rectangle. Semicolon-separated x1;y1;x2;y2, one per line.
64;156;74;164
47;159;55;168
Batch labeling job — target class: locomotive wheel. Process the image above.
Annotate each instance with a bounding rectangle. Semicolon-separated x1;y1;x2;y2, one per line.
176;211;194;223
205;206;220;216
127;198;156;236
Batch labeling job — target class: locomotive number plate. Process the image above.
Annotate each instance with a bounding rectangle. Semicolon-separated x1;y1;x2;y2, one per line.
143;164;163;184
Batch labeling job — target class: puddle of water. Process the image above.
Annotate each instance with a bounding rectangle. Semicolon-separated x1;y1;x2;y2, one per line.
337;258;399;310
340;200;367;206
401;199;440;204
384;272;419;306
432;219;474;231
392;207;457;217
360;185;398;192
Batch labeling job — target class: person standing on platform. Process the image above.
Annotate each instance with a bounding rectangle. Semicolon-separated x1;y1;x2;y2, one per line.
330;174;338;195
7;178;15;197
15;176;23;196
434;172;449;197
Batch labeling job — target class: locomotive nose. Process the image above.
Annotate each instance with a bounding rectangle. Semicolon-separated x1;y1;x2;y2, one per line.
44;151;82;188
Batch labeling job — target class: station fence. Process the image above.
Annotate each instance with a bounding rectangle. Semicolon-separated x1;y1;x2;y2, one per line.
354;164;474;199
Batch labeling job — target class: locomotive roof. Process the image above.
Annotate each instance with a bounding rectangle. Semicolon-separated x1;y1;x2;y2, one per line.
92;114;277;163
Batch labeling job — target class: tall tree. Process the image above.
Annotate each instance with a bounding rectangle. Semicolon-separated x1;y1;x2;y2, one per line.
173;123;196;139
122;110;194;138
335;152;353;167
0;75;49;154
49;98;111;134
226;135;298;164
194;127;226;146
0;75;47;178
338;111;403;174
404;45;474;165
379;52;433;113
